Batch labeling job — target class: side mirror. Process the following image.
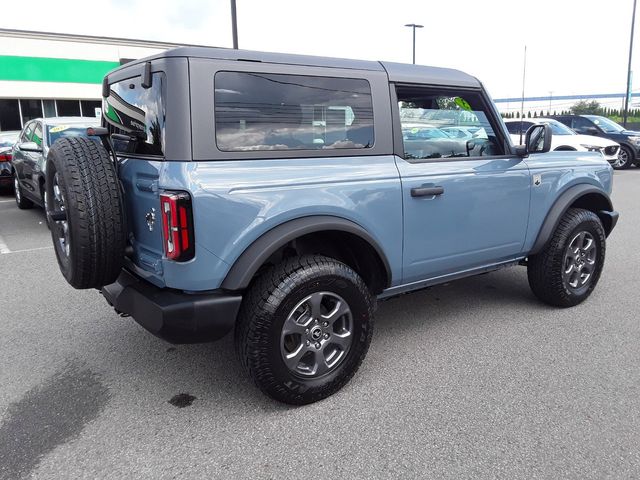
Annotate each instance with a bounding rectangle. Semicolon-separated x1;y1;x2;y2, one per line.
19;141;43;153
524;124;552;154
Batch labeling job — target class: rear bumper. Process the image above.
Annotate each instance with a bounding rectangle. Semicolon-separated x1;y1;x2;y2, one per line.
102;269;242;344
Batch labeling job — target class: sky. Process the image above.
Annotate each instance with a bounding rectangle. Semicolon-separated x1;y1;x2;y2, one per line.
1;0;638;105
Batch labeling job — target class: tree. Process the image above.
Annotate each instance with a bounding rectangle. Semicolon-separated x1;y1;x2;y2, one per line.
570;100;602;115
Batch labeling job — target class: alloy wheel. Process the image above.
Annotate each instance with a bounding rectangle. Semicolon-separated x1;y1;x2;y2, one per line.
562;231;597;290
280;291;353;377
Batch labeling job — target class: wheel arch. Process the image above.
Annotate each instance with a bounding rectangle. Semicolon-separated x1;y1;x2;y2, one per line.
220;216;392;294
529;184;615;255
553;145;577;151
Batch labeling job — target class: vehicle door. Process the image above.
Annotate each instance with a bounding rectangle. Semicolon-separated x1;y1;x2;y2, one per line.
392;85;531;283
13;122;37;194
23;121;45;201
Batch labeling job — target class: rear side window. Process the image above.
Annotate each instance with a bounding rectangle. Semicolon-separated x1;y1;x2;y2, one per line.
103;72;166;156
214;72;374;152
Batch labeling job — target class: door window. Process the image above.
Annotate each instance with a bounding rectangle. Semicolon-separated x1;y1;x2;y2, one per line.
396;86;504;160
32;122;43;146
20;123;34;143
570;116;594;133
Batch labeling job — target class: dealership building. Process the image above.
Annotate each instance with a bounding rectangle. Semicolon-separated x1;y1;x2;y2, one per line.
0;29;190;132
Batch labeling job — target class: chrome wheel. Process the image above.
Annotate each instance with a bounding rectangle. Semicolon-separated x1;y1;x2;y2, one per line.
562;231;597;290
51;173;70;257
280;291;353;377
14;176;20;203
614;148;629;169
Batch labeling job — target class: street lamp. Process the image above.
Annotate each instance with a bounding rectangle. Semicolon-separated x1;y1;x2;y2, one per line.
231;0;239;49
404;23;423;64
624;0;637;127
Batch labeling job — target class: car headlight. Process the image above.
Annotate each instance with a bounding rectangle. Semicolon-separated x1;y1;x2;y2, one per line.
628;136;640;145
580;144;603;152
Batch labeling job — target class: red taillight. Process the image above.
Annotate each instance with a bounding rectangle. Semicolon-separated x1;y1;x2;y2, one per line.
0;153;11;162
160;192;194;261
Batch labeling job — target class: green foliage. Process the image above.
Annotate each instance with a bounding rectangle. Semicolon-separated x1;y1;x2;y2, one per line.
570;100;602;115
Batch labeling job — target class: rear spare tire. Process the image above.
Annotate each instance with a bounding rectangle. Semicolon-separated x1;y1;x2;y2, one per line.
46;137;126;289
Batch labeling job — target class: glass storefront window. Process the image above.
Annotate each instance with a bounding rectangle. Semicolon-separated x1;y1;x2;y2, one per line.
20;99;43;123
43;100;57;118
56;100;81;117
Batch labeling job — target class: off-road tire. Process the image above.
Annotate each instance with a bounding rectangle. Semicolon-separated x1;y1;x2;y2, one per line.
14;174;33;209
527;208;606;307
46;137;126;289
235;255;375;405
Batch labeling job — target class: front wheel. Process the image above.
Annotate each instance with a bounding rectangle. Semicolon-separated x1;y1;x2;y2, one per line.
527;208;606;307
235;255;375;405
613;145;634;170
14;175;33;209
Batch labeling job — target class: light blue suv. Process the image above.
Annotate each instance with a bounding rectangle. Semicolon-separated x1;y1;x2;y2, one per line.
45;47;618;404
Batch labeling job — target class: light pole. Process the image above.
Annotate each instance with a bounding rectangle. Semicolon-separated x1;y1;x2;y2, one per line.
404;23;423;64
231;0;239;49
624;0;637;127
548;91;553;115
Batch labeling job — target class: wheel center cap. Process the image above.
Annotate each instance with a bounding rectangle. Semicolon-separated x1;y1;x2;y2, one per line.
310;326;323;341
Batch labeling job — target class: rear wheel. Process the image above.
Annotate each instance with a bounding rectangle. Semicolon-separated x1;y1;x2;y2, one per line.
527;208;606;307
235;255;375;405
46;137;126;289
613;145;633;170
14;175;33;209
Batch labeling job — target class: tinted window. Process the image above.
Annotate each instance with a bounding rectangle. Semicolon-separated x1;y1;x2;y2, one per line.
397;87;503;160
56;100;81;117
20;123;34;143
505;121;533;134
570;116;594;133
104;72;166;156
20;99;43;123
214;72;374;152
32;122;43;146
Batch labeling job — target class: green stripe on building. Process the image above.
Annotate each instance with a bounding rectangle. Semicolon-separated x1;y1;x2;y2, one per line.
0;56;119;84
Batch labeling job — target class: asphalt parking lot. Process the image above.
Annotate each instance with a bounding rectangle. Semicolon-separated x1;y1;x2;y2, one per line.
0;171;639;480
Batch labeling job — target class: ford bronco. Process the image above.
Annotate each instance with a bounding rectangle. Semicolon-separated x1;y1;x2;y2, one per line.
44;47;618;404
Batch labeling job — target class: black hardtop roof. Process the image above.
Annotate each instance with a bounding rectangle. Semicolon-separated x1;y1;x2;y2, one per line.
112;46;481;88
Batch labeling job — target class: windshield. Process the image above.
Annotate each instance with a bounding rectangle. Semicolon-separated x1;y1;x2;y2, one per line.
47;125;99;146
0;132;19;148
542;119;575;136
584;115;625;133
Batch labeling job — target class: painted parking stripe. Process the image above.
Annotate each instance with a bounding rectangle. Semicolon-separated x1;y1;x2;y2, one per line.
1;245;53;255
0;199;16;203
0;235;10;254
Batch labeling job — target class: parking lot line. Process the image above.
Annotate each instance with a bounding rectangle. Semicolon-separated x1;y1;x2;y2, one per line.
1;245;53;255
0;199;15;203
0;234;10;254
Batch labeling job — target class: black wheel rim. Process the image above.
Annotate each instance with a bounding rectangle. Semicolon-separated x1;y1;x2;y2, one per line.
51;172;70;258
280;291;353;377
562;231;597;291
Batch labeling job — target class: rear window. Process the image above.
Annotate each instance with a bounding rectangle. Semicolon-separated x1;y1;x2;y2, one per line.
103;72;166;156
214;72;374;152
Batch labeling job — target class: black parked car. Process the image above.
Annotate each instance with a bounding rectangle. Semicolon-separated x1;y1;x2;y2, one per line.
12;117;99;209
0;131;20;192
551;114;640;169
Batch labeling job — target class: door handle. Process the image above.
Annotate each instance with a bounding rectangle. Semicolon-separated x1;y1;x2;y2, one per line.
410;186;444;197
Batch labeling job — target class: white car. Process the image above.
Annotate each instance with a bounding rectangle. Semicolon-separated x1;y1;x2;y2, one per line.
504;118;620;164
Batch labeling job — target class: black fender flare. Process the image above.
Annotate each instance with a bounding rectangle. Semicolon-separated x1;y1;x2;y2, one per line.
220;216;392;291
529;184;614;255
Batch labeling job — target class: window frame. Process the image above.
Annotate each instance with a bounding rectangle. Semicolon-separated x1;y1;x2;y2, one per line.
390;83;515;163
190;58;393;161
